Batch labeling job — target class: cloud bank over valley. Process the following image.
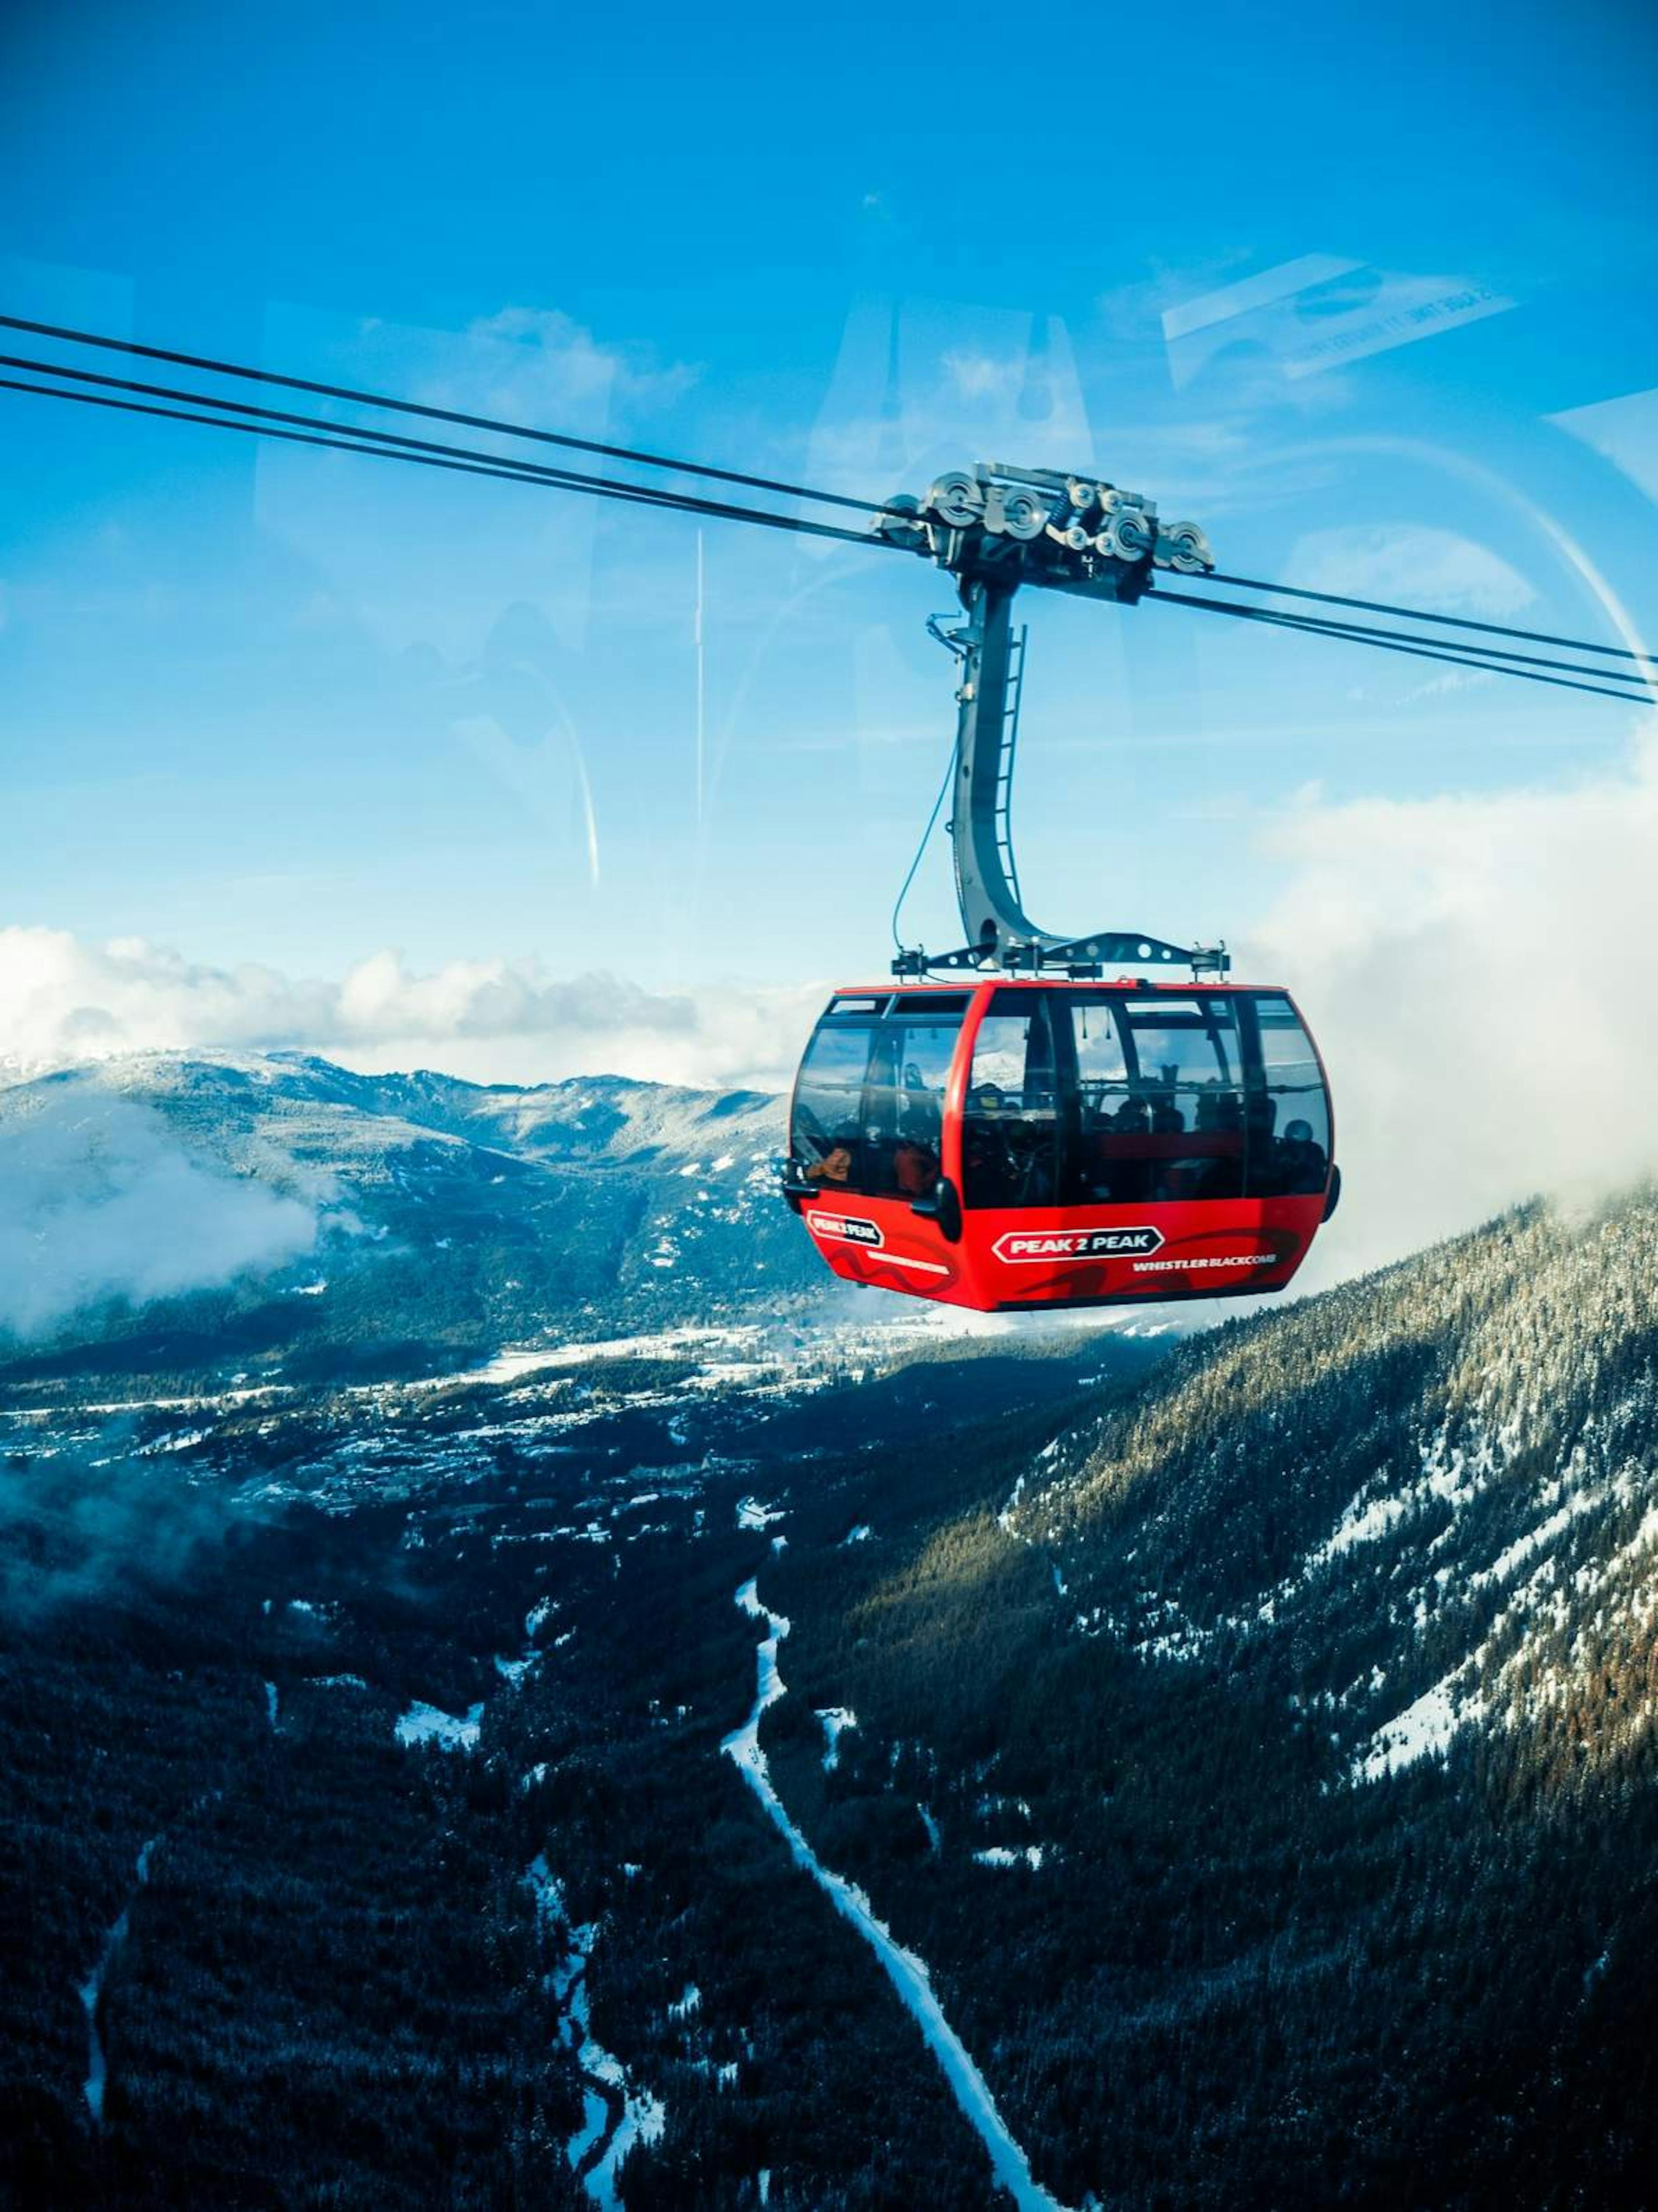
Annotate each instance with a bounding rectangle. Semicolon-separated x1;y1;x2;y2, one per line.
1249;729;1658;1283
4;730;1656;1317
0;1091;317;1338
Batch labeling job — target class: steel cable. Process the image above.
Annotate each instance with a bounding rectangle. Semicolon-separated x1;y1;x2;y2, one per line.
891;727;962;957
5;316;1649;703
1149;588;1655;707
0;372;894;549
1206;569;1652;666
1152;586;1656;693
0;311;895;516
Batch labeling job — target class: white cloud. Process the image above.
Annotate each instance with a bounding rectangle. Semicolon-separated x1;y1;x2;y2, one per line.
254;299;698;663
940;349;1021;404
1403;667;1499;702
1287;525;1537;616
433;305;699;418
805;298;1095;502
1244;729;1658;1283
0;1092;316;1338
0;929;829;1093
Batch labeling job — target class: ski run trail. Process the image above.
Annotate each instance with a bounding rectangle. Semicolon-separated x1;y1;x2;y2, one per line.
721;1575;1074;2212
524;1854;666;2207
80;1835;159;2124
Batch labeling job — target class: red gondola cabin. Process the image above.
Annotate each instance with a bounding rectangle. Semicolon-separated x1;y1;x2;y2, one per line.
783;978;1338;1312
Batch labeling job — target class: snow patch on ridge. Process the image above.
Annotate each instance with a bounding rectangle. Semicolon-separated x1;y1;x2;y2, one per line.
815;1707;858;1771
396;1699;484;1750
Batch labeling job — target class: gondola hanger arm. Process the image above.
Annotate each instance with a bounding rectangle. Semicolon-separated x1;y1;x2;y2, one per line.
872;460;1225;981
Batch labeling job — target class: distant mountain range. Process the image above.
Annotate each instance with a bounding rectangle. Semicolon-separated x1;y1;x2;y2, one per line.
0;1052;821;1388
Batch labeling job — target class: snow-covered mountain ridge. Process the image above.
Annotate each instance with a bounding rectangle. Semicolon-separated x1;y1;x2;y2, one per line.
0;1049;813;1374
36;1047;780;1169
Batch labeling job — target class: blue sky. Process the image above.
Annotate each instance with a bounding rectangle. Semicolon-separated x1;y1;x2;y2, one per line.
2;0;1656;1127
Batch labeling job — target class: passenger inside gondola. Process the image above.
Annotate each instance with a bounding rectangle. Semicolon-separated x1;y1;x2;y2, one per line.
864;1024;957;1198
1276;1117;1329;1193
802;1138;855;1185
962;1082;1019;1206
893;1137;940;1196
790;991;967;1201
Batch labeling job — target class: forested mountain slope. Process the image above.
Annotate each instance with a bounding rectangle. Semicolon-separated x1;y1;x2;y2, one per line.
1020;1185;1658;1791
0;1321;1159;2211
7;1130;1656;2206
763;1186;1658;2207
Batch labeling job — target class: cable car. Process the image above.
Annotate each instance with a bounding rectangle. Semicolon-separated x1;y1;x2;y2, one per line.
783;977;1338;1312
779;460;1341;1310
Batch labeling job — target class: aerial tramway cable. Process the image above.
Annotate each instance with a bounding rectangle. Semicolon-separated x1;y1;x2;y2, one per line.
4;310;1645;673
0;373;888;549
1205;570;1657;665
0;311;893;515
6;362;1642;710
1148;587;1657;708
1;318;1647;704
